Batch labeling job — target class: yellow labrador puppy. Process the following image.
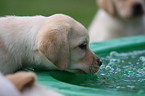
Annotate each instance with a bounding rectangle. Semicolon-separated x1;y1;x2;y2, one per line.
89;0;145;43
0;14;102;74
0;72;63;96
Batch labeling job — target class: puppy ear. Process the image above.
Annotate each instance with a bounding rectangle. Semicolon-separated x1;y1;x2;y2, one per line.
6;72;36;91
37;24;70;70
97;0;115;16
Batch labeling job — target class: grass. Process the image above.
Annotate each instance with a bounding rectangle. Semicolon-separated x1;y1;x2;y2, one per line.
0;0;98;28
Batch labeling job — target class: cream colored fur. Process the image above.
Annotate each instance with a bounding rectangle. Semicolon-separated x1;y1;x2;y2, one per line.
89;0;145;43
0;14;101;74
0;72;63;96
0;73;20;96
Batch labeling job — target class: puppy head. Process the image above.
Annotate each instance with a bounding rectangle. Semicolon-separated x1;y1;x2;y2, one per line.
98;0;145;19
66;20;102;74
37;14;102;74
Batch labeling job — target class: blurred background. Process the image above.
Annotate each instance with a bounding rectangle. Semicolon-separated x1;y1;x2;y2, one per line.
0;0;98;28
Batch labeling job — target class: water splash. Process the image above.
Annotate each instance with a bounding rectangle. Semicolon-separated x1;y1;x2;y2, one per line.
96;50;145;93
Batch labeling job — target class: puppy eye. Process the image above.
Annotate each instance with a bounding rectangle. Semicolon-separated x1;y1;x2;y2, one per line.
79;43;87;49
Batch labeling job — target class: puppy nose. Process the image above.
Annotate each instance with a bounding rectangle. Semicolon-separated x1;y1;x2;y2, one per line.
133;3;144;16
97;59;102;66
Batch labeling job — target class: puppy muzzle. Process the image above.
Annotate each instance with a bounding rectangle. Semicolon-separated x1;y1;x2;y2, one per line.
89;58;102;74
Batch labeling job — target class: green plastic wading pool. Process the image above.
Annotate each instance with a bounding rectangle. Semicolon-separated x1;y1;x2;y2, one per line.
35;35;145;96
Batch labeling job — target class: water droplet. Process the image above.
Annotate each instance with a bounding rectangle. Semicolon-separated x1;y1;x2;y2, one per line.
116;86;121;89
110;51;118;57
140;56;145;62
127;85;135;89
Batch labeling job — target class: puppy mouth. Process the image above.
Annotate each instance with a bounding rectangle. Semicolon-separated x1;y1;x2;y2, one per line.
89;64;100;74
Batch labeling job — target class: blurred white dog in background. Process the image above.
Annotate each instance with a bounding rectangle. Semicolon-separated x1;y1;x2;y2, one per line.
89;0;145;43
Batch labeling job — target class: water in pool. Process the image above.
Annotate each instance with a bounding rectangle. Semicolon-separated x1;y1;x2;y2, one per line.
93;50;145;93
24;50;145;94
50;50;145;94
